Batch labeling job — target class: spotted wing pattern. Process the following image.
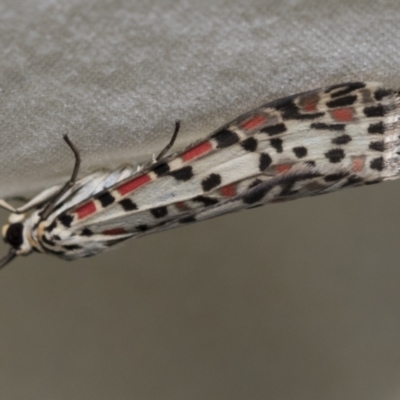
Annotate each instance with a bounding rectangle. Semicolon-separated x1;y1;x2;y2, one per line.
37;82;400;259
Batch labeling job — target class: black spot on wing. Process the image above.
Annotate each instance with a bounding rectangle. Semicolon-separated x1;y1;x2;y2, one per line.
150;206;168;219
58;214;73;228
274;99;324;120
364;105;385;118
326;95;357;108
192;196;219;206
370;157;384;171
241;137;258;152
311;122;345;131
259;153;272;171
305;160;316;167
81;228;93;236
374;88;392;101
327;82;366;98
136;225;149;232
202;174;221;191
368;122;384;134
119;198;137;211
243;187;268;205
261;123;287;136
170;166;193;181
153;162;170;177
324;172;348;182
369;141;385;152
331;135;352;145
270;138;283;153
95;192;115;207
325;149;345;163
211;129;239;148
293;147;307;158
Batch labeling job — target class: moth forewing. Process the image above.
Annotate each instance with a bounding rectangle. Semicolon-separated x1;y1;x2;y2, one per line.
0;82;399;268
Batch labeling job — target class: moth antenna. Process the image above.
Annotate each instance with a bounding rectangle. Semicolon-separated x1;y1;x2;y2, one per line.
155;121;181;161
39;134;81;221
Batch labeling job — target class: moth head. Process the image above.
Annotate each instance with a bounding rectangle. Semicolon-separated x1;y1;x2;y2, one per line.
0;213;32;269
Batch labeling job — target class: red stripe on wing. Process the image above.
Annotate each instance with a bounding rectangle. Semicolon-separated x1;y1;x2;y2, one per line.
75;201;97;219
181;141;212;161
117;174;151;196
240;115;267;130
330;108;354;122
220;184;236;197
274;164;292;173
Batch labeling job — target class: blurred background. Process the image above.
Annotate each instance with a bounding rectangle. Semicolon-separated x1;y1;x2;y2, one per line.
0;0;400;399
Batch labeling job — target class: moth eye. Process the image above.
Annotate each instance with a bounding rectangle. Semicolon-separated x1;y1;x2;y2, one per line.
5;223;24;249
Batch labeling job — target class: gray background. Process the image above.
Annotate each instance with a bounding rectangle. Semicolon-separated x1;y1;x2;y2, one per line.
0;0;400;399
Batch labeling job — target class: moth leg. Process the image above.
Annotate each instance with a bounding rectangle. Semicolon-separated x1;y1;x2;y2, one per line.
0;199;18;213
155;121;180;161
39;134;81;220
0;184;64;214
7;196;30;204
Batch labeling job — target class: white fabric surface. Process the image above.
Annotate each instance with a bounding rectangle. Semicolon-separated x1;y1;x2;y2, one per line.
1;0;400;196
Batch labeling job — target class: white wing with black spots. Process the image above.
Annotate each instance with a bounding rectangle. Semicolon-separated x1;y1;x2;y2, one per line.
1;82;399;264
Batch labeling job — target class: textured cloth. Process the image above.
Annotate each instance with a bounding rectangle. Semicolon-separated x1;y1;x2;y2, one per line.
1;0;400;196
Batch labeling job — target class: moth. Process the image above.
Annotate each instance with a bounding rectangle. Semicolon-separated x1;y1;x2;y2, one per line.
1;81;399;268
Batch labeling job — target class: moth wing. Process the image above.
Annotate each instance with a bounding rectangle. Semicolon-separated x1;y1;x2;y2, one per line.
44;81;399;256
